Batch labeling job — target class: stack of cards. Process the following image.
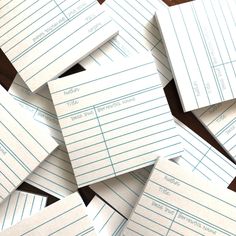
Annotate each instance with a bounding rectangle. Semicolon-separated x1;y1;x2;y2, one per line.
157;0;236;111
0;85;58;204
1;0;236;235
1;192;96;236
0;0;118;92
122;160;236;235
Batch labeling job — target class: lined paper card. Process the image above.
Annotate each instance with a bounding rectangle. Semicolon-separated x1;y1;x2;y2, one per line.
194;99;236;162
49;53;183;188
175;118;236;184
0;0;118;92
91;167;151;218
80;0;172;87
122;160;236;236
91;117;236;218
87;196;126;236
9;74;78;199
157;0;236;111
0;85;58;204
1;192;96;236
0;191;47;231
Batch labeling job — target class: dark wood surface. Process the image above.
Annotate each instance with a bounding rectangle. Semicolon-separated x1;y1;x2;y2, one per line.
0;0;235;207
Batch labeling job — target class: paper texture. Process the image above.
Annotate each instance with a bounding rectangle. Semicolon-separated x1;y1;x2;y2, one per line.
0;0;118;92
80;0;172;87
9;74;77;199
194;99;236;162
49;53;182;187
91;167;151;219
87;196;126;236
175;118;236;185
157;0;236;111
0;85;58;204
91;118;236;218
122;160;236;235
1;192;97;236
0;191;47;231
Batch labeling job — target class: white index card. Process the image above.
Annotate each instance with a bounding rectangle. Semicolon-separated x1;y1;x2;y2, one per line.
9;74;78;199
80;0;172;87
0;192;97;236
193;99;236;162
87;196;126;236
0;191;47;231
0;85;58;204
48;53;183;188
122;160;236;236
174;118;236;185
0;0;118;92
157;0;236;111
90;118;236;218
90;167;152;219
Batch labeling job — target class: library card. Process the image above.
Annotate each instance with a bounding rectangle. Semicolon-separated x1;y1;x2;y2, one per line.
174;118;236;185
49;53;183;188
194;99;236;162
9;74;78;199
0;85;58;204
157;0;236;111
0;0;118;92
122;160;236;236
80;0;172;87
87;196;126;236
91;118;236;218
1;192;97;236
0;191;47;231
90;167;151;219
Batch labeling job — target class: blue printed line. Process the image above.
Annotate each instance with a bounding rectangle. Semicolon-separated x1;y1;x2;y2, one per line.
1;104;50;155
170;6;199;108
10;0;96;61
155;168;236;210
0;0;38;22
21;203;82;235
52;61;154;95
49;215;90;235
191;3;223;101
60;85;160;120
0;139;31;173
0;0;56;43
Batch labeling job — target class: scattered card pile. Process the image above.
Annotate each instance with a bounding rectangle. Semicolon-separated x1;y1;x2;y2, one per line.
0;0;235;235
